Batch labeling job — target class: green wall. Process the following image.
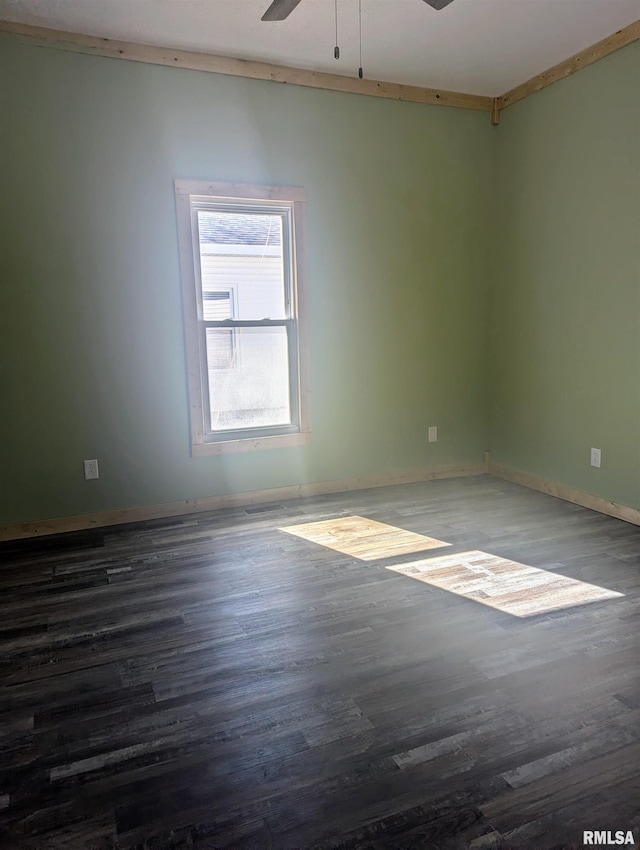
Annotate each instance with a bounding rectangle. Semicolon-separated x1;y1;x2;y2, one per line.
2;35;638;530
0;36;493;526
490;43;640;510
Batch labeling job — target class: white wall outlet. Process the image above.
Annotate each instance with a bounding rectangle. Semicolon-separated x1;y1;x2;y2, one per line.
428;426;438;443
84;459;99;480
590;448;601;468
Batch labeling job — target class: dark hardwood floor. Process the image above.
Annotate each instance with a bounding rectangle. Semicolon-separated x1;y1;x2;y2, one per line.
0;475;638;850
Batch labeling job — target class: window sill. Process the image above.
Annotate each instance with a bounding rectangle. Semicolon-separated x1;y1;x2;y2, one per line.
192;431;311;456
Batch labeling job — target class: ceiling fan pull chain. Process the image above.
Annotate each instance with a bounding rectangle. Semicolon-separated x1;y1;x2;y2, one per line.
358;0;363;78
334;0;340;58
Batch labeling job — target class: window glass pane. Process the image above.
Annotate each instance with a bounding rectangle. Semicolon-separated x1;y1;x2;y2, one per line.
206;326;291;431
202;291;232;321
206;327;234;371
198;211;286;320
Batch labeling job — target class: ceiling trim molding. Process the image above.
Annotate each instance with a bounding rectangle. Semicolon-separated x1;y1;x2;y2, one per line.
0;20;492;112
497;20;640;111
1;19;638;119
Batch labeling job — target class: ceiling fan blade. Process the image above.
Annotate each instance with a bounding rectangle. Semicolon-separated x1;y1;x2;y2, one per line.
261;0;305;21
422;0;455;9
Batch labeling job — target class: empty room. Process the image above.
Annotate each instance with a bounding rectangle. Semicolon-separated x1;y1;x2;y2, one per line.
0;1;639;848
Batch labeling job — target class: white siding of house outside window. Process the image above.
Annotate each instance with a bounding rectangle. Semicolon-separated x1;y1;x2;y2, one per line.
200;253;284;320
200;248;290;429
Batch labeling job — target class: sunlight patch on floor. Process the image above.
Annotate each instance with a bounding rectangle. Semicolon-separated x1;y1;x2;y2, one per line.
280;516;449;561
386;550;624;617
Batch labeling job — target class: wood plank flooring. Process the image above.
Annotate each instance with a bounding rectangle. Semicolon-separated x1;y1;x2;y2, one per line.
0;475;638;849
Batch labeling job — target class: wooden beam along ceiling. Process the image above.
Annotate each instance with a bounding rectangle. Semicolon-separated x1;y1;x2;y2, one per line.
1;19;638;120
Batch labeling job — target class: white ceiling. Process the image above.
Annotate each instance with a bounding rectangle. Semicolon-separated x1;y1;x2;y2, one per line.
1;0;638;96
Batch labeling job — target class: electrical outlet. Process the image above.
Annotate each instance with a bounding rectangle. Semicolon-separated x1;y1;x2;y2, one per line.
84;459;99;480
428;426;438;443
590;448;601;468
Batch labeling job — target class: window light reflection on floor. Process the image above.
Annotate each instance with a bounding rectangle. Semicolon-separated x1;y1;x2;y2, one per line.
388;549;623;617
279;515;449;561
280;516;623;617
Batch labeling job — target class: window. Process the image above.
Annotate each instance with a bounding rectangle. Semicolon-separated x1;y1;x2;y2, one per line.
175;181;310;455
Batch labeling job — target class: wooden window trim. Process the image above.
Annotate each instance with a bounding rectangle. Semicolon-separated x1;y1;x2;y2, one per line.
175;180;311;456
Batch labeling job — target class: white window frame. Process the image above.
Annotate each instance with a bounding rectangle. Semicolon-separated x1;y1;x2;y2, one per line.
175;180;311;456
